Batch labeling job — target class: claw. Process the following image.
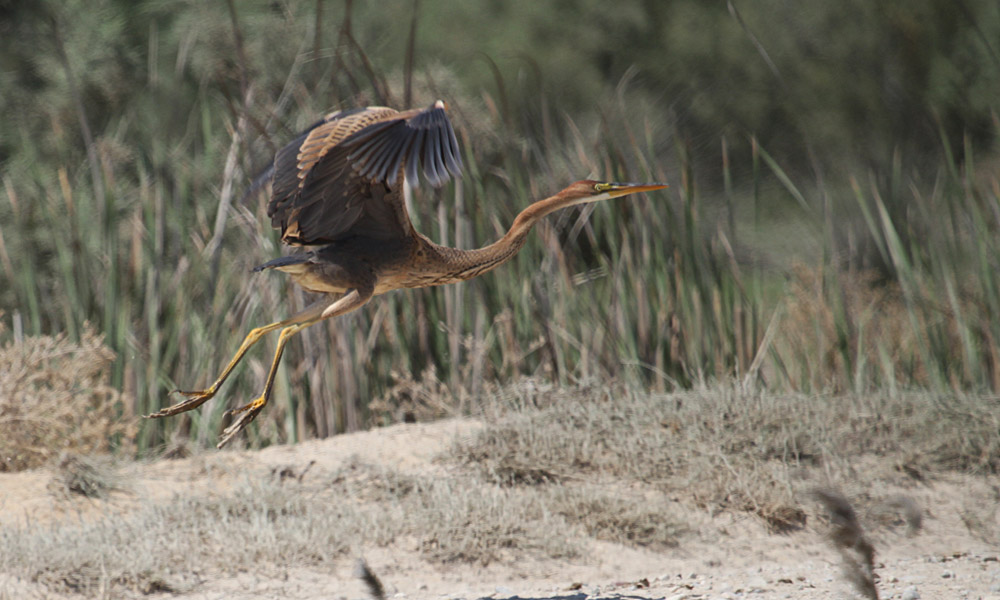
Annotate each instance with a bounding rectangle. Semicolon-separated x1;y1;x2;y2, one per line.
145;389;216;419
217;397;267;448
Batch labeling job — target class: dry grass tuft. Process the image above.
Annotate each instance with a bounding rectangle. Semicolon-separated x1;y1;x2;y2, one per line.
0;325;133;472
415;482;567;564
481;456;562;487
341;459;686;559
336;460;578;564
3;457;586;597
754;503;808;534
812;489;879;600
455;382;1000;529
49;452;122;499
33;565;176;598
369;367;458;425
958;482;1000;543
3;476;373;596
869;495;923;535
549;486;684;549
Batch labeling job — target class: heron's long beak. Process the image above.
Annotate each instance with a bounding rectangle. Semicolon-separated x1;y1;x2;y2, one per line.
606;182;669;198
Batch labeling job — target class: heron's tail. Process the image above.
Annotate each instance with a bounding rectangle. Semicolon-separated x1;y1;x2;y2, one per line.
252;254;311;272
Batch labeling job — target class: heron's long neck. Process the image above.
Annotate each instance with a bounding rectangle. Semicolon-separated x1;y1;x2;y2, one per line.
425;190;586;282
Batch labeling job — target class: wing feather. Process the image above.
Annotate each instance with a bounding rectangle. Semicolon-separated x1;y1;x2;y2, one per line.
370;127;410;183
266;102;463;246
405;127;427;185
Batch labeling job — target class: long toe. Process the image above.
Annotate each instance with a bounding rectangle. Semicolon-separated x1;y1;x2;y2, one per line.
145;389;215;418
217;405;262;448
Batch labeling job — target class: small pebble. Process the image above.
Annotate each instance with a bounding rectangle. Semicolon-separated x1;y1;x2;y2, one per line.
942;570;954;579
747;576;769;590
901;586;920;600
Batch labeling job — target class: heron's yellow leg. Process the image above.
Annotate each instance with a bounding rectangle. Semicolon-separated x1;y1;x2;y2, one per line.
146;300;329;419
215;287;373;448
215;321;314;448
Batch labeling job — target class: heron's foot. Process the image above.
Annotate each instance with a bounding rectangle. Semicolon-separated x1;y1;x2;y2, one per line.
145;388;217;419
217;396;267;448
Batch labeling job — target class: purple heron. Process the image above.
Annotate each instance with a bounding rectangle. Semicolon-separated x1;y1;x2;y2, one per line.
147;101;666;447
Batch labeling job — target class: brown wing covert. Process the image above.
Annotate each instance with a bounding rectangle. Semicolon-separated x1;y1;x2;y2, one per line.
266;102;462;246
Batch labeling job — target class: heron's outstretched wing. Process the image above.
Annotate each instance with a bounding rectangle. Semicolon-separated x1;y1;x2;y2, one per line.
267;102;463;246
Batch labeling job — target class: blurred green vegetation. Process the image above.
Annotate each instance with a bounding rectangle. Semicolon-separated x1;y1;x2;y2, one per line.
0;0;998;451
4;1;997;176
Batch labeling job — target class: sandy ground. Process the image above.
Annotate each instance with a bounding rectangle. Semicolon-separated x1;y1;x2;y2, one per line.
2;418;999;600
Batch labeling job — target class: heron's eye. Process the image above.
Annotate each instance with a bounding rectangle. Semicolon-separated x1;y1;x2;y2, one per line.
594;183;612;193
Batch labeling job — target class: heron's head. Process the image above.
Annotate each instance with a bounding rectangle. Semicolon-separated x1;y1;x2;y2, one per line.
561;180;668;206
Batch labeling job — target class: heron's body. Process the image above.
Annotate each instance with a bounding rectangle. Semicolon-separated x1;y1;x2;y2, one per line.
258;229;530;295
148;101;665;447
